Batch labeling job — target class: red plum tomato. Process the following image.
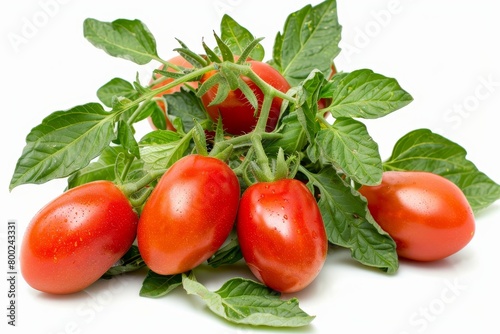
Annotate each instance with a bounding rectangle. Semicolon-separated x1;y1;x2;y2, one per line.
236;178;328;293
137;154;240;275
359;171;475;262
20;181;138;294
200;60;290;135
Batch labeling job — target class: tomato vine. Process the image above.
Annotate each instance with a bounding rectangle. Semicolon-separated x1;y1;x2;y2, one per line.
10;0;500;328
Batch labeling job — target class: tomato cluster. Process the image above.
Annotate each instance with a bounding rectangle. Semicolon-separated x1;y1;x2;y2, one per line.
20;55;477;297
21;160;328;294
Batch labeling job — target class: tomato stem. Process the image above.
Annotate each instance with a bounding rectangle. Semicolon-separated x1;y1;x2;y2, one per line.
232;147;255;186
250;134;276;182
315;112;332;127
128;186;153;210
119;168;166;198
115;64;216;118
126;100;153;126
254;93;273;134
119;154;135;182
225;62;294;104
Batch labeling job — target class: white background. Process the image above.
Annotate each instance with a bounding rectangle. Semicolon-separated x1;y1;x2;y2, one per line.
2;0;500;333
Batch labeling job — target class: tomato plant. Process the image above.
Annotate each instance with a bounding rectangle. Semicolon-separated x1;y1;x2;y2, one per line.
20;181;138;294
200;60;290;135
149;55;198;130
10;0;500;328
236;178;328;293
137;154;240;275
359;171;476;262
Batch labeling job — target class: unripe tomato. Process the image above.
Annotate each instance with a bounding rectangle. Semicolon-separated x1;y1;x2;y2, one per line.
20;181;138;294
200;60;290;135
137;154;240;275
359;171;475;262
236;179;328;293
149;55;198;130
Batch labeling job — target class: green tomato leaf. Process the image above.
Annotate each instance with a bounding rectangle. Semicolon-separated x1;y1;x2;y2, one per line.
315;118;382;185
132;100;162;124
10;103;115;190
384;128;500;212
139;130;190;171
149;102;167;130
139;129;183;145
140;270;183;298
273;0;341;86
164;90;209;133
116;120;140;158
322;69;413;119
294;70;324;143
84;18;158;65
214;31;234;63
182;273;315;327
97;77;138;108
207;238;243;268
220;14;264;61
263;112;307;155
304;167;398;273
67;145;144;188
102;245;145;279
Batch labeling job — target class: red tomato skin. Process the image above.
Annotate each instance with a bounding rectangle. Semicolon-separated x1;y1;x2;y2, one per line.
149;55;198;130
201;60;290;135
236;179;328;293
359;171;475;262
20;181;138;294
137;155;240;275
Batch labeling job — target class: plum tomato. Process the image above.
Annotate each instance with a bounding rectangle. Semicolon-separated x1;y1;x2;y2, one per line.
200;60;291;135
359;171;475;262
236;178;328;293
20;180;138;294
149;55;198;130
137;154;240;275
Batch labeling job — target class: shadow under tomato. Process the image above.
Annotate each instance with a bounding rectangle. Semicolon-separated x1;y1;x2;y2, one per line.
34;288;89;301
397;250;473;272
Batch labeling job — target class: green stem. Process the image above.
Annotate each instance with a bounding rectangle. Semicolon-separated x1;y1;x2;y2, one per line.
298;164;314;181
253;93;273;134
232;146;254;177
115;64;216;117
119;168;167;197
224;62;295;104
119;154;135;182
129;186;154;209
126;100;152;126
210;132;282;156
251;134;273;182
316;112;333;128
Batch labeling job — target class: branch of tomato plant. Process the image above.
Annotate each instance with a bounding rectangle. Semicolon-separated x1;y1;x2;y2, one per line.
128;187;154;210
221;61;294;104
118;64;216;117
119;168;166;198
118;152;136;182
232;147;256;186
126;100;155;126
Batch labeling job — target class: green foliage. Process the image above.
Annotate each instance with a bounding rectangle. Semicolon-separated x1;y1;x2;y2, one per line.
10;0;500;328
